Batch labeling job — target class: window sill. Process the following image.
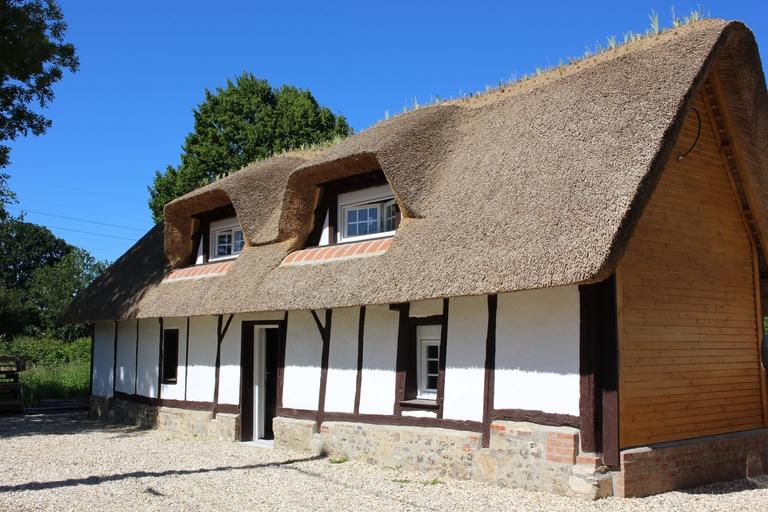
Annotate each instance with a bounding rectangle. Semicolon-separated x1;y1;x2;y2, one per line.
399;398;438;411
161;379;177;385
208;254;240;263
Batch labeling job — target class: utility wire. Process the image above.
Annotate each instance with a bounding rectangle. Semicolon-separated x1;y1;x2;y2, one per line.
44;224;138;241
8;206;147;232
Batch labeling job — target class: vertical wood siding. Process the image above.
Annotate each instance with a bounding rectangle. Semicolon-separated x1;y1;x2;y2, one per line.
617;92;766;448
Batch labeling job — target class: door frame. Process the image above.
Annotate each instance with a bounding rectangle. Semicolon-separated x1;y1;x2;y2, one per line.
238;319;286;441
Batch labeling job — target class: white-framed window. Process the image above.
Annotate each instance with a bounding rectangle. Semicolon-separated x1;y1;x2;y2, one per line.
337;184;400;243
209;217;244;261
417;325;441;399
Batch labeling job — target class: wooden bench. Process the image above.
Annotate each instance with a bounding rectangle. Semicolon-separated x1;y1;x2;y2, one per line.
0;356;25;414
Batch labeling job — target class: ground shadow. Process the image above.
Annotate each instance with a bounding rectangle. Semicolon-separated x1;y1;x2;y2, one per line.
681;478;767;495
0;455;324;493
0;411;144;439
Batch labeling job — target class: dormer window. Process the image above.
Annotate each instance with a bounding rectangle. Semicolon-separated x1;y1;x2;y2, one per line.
209;217;244;261
338;184;400;243
304;170;401;248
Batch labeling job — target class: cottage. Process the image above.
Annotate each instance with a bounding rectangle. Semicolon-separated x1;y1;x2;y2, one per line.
64;20;768;499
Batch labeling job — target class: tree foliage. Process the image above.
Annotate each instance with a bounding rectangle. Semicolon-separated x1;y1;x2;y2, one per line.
0;0;78;168
148;72;351;221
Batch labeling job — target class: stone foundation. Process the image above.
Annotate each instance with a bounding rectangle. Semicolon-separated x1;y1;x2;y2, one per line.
273;417;612;499
615;428;768;497
90;396;238;441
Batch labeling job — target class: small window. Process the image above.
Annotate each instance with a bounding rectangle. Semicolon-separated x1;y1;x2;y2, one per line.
337;186;400;243
211;226;244;260
417;326;441;398
161;329;179;384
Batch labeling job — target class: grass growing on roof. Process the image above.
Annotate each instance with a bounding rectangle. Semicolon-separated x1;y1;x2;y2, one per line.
383;6;709;120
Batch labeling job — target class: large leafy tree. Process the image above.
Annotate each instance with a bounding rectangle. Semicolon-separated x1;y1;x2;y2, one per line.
28;248;107;339
0;0;79;168
148;72;351;221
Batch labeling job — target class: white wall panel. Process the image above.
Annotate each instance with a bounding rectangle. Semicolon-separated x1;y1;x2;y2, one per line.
443;295;487;421
92;321;114;397
325;307;359;413
160;317;187;401
218;314;243;405
136;318;160;398
494;286;580;415
186;315;218;402
358;305;399;415
115;320;137;393
282;310;323;410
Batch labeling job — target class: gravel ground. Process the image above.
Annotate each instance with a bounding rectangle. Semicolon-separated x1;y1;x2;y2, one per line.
0;413;765;511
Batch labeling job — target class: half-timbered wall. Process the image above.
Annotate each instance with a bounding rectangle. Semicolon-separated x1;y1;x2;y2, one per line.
495;287;580;416
282;310;323;410
115;320;136;394
92;321;114;397
617;91;767;448
136;318;159;398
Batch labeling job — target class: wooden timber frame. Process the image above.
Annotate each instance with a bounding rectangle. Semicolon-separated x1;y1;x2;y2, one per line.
615;76;768;450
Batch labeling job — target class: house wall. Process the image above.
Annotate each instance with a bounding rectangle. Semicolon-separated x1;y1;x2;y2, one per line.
325;307;359;413
282;310;323;410
617;91;767;448
136;318;159;398
495;287;580;416
186;315;218;402
114;320;137;394
358;304;399;415
92;321;114;397
160;317;187;401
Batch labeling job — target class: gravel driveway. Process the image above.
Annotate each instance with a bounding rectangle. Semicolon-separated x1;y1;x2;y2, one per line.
0;413;765;511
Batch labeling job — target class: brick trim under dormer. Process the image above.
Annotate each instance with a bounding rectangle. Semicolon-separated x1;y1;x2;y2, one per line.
281;238;393;266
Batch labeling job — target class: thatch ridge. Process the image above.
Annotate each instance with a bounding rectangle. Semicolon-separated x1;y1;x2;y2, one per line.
64;20;768;322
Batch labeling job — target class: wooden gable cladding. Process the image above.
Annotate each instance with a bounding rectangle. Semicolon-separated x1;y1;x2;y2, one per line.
617;88;767;448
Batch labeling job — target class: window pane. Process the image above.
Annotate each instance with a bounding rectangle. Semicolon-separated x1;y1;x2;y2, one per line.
233;230;244;253
369;220;379;233
358;221;369;235
428;360;439;374
348;223;358;236
427;375;438;390
427;345;439;359
359;208;368;221
216;232;232;256
162;330;179;382
348;209;357;222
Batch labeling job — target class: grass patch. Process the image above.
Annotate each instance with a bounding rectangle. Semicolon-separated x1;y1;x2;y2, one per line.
329;456;349;464
20;360;90;405
424;478;444;485
392;478;411;484
1;336;91;405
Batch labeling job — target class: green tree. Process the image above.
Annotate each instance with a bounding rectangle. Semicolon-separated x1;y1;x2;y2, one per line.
27;248;107;340
148;72;351;221
0;173;16;220
0;216;70;290
0;0;79;168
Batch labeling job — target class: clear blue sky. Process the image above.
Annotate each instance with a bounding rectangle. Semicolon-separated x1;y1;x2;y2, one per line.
6;1;768;262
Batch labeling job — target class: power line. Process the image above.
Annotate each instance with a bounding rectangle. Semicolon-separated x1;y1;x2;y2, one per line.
8;206;147;232
44;225;138;242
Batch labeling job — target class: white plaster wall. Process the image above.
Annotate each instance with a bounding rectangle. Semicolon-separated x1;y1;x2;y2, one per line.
282;310;323;410
358;305;399;415
186;315;218;402
217;314;243;406
92;321;114;397
160;317;187;401
409;298;443;318
136;318;160;398
442;295;487;422
114;320;137;394
402;409;437;418
325;307;359;413
494;286;580;415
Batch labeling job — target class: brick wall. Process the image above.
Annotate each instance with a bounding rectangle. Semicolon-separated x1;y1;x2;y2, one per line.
615;428;768;497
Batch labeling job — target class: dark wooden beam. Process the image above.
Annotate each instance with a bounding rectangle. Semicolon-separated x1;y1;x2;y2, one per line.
157;318;163;399
277;407;482;433
353;306;366;414
89;323;95;399
393;302;411;415
212;314;234;418
481;295;498;448
115;391;238;414
315;309;333;426
183;317;190;401
276;312;288;409
436;299;449;419
134;319;139;395
493;409;579;428
112;321;118;397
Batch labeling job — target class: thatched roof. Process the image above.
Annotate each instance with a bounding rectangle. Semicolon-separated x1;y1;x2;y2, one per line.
64;20;768;322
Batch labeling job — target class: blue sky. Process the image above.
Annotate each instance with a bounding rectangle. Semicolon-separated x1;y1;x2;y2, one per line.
6;1;768;262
